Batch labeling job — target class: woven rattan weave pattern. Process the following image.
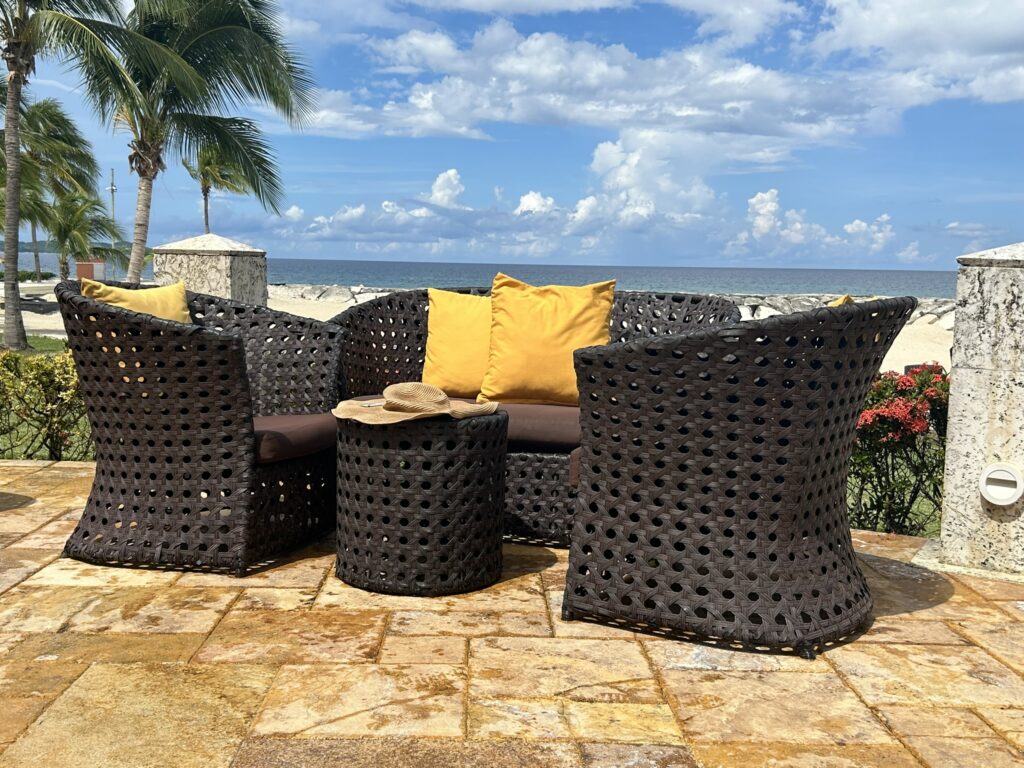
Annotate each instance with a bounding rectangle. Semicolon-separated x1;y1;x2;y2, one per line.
56;281;340;575
562;298;917;655
335;412;508;596
332;289;740;546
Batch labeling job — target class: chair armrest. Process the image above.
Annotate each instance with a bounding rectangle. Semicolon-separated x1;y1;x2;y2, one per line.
188;293;344;415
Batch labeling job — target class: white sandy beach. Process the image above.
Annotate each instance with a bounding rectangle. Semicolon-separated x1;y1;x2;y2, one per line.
10;282;953;373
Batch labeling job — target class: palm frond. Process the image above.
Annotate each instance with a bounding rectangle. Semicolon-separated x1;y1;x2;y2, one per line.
171;112;283;213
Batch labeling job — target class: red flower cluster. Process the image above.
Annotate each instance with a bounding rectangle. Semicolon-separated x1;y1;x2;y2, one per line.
858;397;930;442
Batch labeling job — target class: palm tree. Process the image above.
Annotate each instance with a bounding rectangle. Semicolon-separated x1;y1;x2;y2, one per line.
46;191;123;277
0;0;204;349
90;0;309;282
184;143;263;234
22;97;99;279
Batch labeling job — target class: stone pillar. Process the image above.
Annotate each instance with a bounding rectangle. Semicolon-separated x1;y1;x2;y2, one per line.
941;241;1024;574
152;233;268;306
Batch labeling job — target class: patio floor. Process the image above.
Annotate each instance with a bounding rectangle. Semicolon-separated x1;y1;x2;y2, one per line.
1;461;1023;768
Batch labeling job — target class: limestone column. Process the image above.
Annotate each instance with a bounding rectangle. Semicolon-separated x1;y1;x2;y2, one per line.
941;241;1024;574
152;233;268;306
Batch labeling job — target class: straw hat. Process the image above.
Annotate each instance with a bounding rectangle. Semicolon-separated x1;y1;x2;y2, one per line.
332;382;498;425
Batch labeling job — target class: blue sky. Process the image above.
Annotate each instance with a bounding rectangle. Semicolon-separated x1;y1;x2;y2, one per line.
30;0;1024;269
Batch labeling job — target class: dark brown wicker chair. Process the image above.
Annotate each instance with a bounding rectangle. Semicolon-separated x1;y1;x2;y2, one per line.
56;281;343;575
331;289;741;546
561;297;917;656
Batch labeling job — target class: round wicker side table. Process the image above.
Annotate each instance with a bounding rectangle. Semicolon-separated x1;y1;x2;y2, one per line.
335;412;509;596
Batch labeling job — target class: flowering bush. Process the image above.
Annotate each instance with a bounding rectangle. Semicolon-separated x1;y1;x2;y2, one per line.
0;349;92;461
848;364;949;536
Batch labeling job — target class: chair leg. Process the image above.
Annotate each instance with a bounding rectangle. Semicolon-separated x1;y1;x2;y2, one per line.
796;642;817;661
561;604;575;622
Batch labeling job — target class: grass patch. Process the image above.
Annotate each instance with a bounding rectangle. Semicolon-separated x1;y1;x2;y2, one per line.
27;335;66;354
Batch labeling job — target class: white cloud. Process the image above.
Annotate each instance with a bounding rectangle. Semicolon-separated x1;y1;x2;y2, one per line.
811;1;1024;103
514;190;555;215
896;241;936;264
729;188;905;258
283;205;305;221
427;169;466;207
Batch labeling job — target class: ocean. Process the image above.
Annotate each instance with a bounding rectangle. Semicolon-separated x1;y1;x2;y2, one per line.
265;259;957;298
23;254;957;298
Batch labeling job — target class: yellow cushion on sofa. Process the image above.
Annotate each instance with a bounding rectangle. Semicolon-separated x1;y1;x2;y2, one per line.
81;278;191;323
478;273;615;406
422;289;492;398
827;294;855;307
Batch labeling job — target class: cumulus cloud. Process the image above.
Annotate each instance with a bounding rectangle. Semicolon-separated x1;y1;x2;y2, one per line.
728;189;903;259
427;169;466;207
514;191;555;216
283;205;305;221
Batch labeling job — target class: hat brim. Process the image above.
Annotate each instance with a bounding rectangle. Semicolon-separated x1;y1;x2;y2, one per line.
332;397;497;425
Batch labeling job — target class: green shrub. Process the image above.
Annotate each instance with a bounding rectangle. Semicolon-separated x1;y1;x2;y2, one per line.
0;349;92;461
848;364;950;536
0;270;56;281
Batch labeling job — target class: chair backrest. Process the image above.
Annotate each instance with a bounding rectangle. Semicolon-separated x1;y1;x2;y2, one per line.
332;288;741;397
55;280;259;522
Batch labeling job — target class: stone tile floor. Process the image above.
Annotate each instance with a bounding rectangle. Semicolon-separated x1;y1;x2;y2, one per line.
1;460;1023;767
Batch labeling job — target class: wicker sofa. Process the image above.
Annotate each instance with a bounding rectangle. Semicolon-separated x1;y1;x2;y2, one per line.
56;281;343;574
561;297;917;655
331;288;741;545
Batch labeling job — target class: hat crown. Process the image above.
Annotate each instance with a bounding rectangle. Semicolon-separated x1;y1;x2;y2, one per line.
381;382;450;414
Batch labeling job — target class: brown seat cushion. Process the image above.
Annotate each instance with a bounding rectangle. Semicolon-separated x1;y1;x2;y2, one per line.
254;413;336;464
493;402;581;453
568;447;582;487
352;395;580;453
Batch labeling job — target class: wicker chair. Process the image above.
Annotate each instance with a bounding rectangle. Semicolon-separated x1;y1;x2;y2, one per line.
56;281;343;575
331;289;741;546
560;297;917;655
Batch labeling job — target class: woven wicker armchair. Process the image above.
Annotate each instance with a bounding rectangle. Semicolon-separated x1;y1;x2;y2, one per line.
56;281;343;575
562;297;917;656
331;289;740;545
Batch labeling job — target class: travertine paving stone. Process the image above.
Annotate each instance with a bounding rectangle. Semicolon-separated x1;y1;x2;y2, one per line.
64;587;238;634
643;640;831;672
903;736;1024;768
233;588;318;611
468;698;570;739
196;609;386;664
378;636;468;665
564;702;685;745
579;743;699;768
389;610;551;637
828;643;1024;706
979;708;1024;750
4;633;204;665
0;586;108;632
21;557;180;588
3;462;1024;766
253;664;465;737
0;661;87;744
0;549;58;594
955;622;1024;674
0;663;274;768
229;737;583;768
661;670;896;745
690;742;922;768
470;637;661;702
10;518;78;550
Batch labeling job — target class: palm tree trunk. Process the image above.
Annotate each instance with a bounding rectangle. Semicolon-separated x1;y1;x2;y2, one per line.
31;222;42;281
2;67;27;350
127;173;155;283
203;186;210;233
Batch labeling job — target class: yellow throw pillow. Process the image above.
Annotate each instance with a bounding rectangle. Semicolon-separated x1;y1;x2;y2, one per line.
479;273;615;406
81;278;191;324
422;289;492;398
827;294;855;307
